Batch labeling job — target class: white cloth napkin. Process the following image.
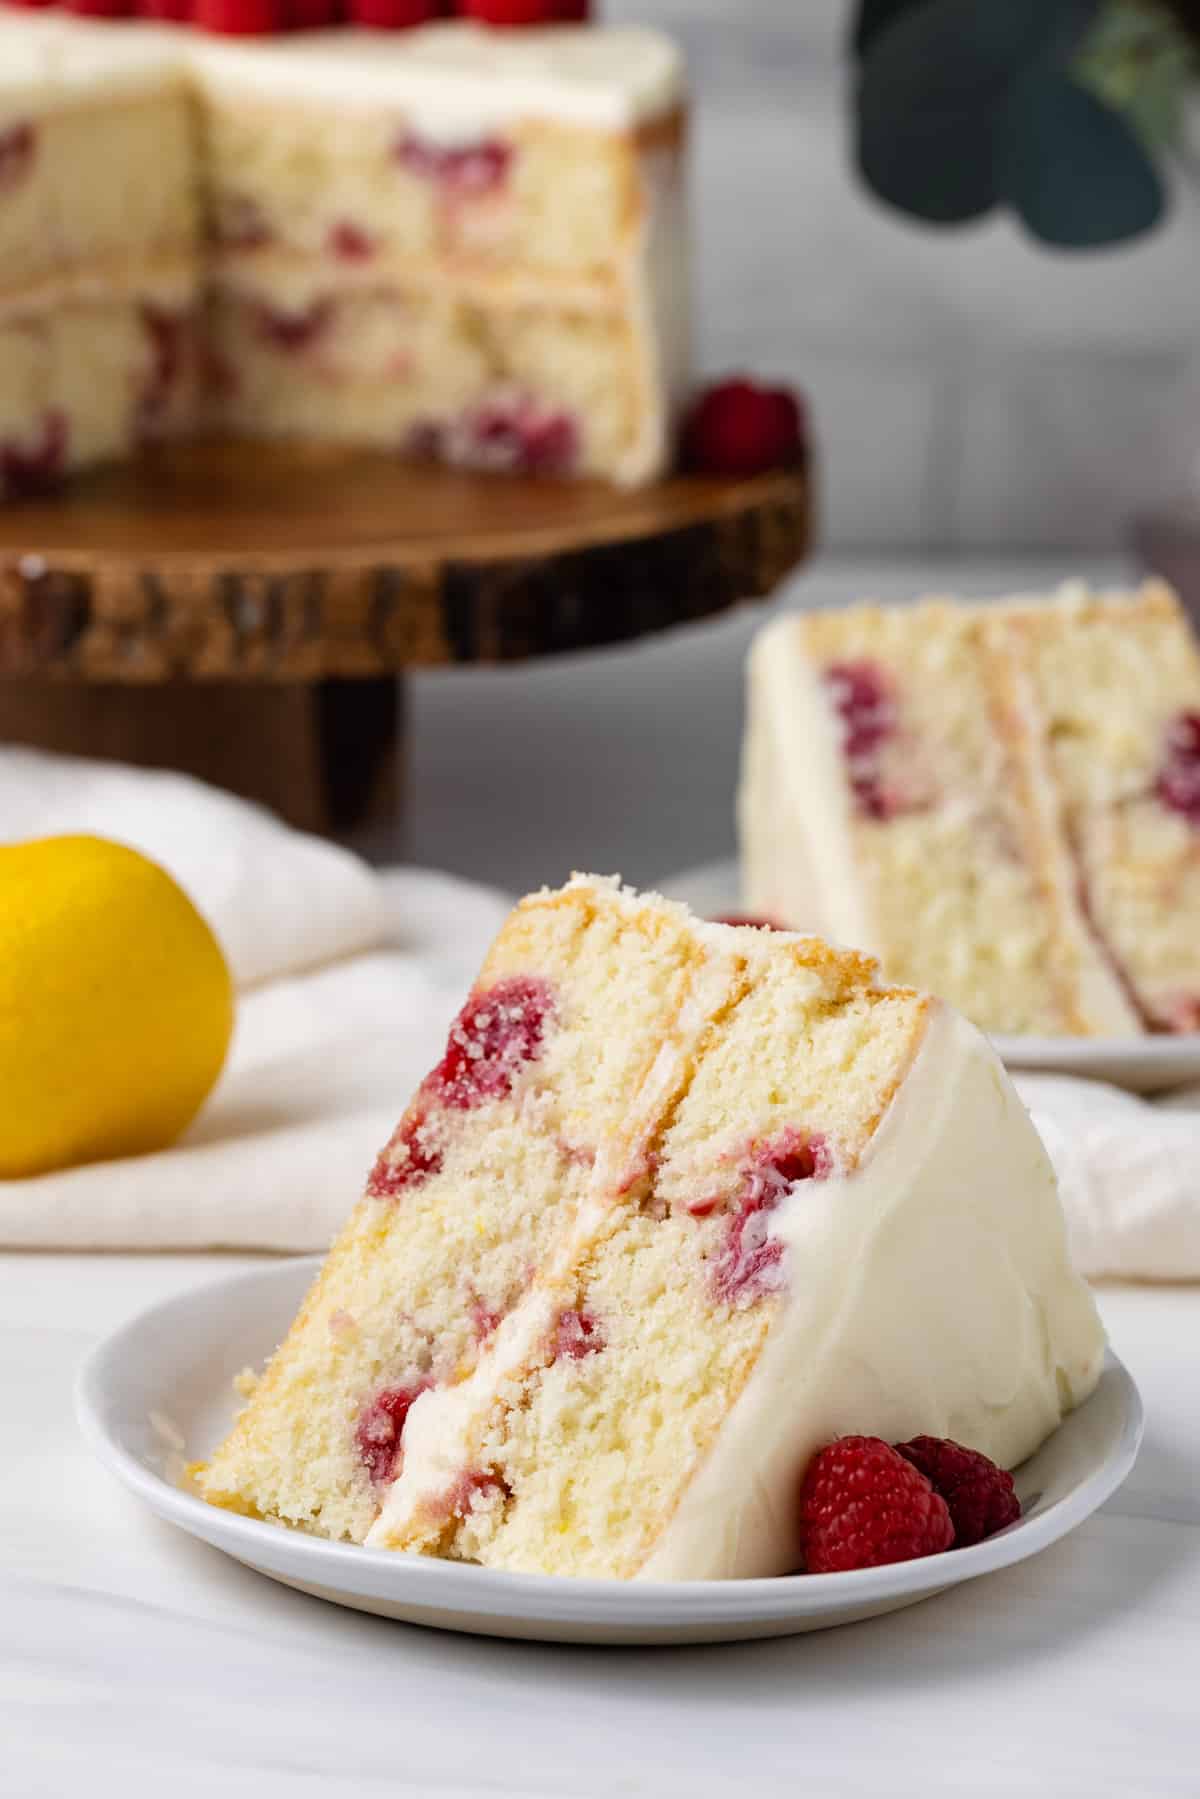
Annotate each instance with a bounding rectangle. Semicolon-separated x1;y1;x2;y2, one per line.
0;749;387;987
2;749;1199;1277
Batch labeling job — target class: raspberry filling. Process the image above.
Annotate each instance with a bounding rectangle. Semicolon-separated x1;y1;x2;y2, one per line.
0;122;35;194
823;660;903;822
254;299;333;352
713;913;786;931
394;132;513;198
412;397;579;477
1155;710;1200;827
696;1129;832;1307
138;307;187;437
355;1381;432;1486
1;410;68;500
328;220;375;262
367;1111;443;1197
469;1292;504;1344
427;976;556;1110
552;1308;604;1361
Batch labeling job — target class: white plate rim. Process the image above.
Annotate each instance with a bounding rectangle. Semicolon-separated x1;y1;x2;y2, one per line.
657;859;1200;1091
76;1257;1144;1640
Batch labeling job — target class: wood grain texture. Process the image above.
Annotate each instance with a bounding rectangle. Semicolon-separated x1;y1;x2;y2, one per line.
0;442;811;682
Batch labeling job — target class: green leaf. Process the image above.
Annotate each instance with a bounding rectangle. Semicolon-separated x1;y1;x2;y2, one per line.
852;0;929;58
855;0;1102;224
997;70;1167;244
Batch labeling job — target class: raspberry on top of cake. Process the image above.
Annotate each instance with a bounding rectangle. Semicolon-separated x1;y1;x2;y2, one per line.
197;875;1104;1581
740;579;1200;1039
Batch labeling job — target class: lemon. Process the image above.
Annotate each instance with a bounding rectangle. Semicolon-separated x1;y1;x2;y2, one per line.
0;834;234;1178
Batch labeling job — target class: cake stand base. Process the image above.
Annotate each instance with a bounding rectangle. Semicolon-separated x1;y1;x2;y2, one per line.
0;676;401;835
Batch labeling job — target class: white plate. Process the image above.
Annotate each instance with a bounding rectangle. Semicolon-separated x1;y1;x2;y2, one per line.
76;1257;1143;1647
659;859;1200;1095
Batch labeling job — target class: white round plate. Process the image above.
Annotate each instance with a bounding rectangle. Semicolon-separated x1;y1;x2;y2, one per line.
659;859;1200;1095
77;1257;1142;1647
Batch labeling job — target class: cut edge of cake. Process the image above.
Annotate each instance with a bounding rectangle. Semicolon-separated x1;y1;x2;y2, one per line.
198;874;1105;1582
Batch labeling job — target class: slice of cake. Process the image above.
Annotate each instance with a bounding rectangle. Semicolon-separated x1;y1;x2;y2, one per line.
0;12;689;490
740;580;1200;1038
199;876;1104;1580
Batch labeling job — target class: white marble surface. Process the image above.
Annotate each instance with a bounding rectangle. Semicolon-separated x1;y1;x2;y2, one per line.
3;1256;1197;1797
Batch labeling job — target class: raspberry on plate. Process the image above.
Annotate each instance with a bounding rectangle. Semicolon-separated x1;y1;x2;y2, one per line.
681;376;805;478
798;1436;955;1574
895;1436;1021;1547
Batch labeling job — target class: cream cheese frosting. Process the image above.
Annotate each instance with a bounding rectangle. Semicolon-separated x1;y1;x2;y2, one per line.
0;14;684;137
639;1004;1105;1579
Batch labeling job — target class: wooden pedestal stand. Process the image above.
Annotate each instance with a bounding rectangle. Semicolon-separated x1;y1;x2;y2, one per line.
0;441;811;835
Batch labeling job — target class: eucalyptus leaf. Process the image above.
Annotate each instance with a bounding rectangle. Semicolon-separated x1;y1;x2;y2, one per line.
857;0;1101;121
998;70;1167;244
852;0;929;57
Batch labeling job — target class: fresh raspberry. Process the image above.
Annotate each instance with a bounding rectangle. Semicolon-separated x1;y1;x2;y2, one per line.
350;0;442;22
66;0;135;16
681;377;805;478
137;0;194;18
895;1436;1021;1547
458;0;562;23
798;1436;955;1573
196;0;283;32
287;0;342;23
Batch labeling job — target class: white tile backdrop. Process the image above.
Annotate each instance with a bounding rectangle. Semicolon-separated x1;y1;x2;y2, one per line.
613;0;1200;550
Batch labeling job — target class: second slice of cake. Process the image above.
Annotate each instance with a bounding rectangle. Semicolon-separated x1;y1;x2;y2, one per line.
199;877;1103;1580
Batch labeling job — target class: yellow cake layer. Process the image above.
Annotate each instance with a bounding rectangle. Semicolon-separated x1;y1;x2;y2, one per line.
204;281;646;480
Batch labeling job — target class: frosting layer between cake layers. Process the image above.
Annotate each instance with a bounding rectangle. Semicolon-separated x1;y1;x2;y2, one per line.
0;12;689;490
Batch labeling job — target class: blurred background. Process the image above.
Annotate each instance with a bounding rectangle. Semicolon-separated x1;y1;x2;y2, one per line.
401;0;1200;893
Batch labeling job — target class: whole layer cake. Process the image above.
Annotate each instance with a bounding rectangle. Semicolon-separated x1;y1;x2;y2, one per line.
740;580;1200;1039
0;10;688;494
198;875;1104;1581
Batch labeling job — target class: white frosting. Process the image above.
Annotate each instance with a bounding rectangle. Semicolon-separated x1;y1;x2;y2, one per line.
639;1004;1105;1579
739;613;876;947
0;15;683;136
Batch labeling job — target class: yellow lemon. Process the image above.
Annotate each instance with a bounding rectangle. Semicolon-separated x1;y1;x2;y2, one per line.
0;834;234;1178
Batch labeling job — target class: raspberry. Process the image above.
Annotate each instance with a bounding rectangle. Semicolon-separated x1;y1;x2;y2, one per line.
702;1130;831;1307
66;0;135;16
458;0;562;23
0;124;35;196
713;913;785;931
195;0;283;32
552;1309;604;1361
681;377;805;478
355;1383;432;1485
427;976;555;1109
287;0;342;23
895;1436;1021;1547
798;1436;955;1573
351;0;443;21
137;0;194;17
1;411;68;502
367;1111;443;1197
1156;710;1200;827
328;220;375;260
254;300;333;352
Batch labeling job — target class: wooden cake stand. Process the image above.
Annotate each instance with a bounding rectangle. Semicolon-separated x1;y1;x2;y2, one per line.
0;440;811;834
